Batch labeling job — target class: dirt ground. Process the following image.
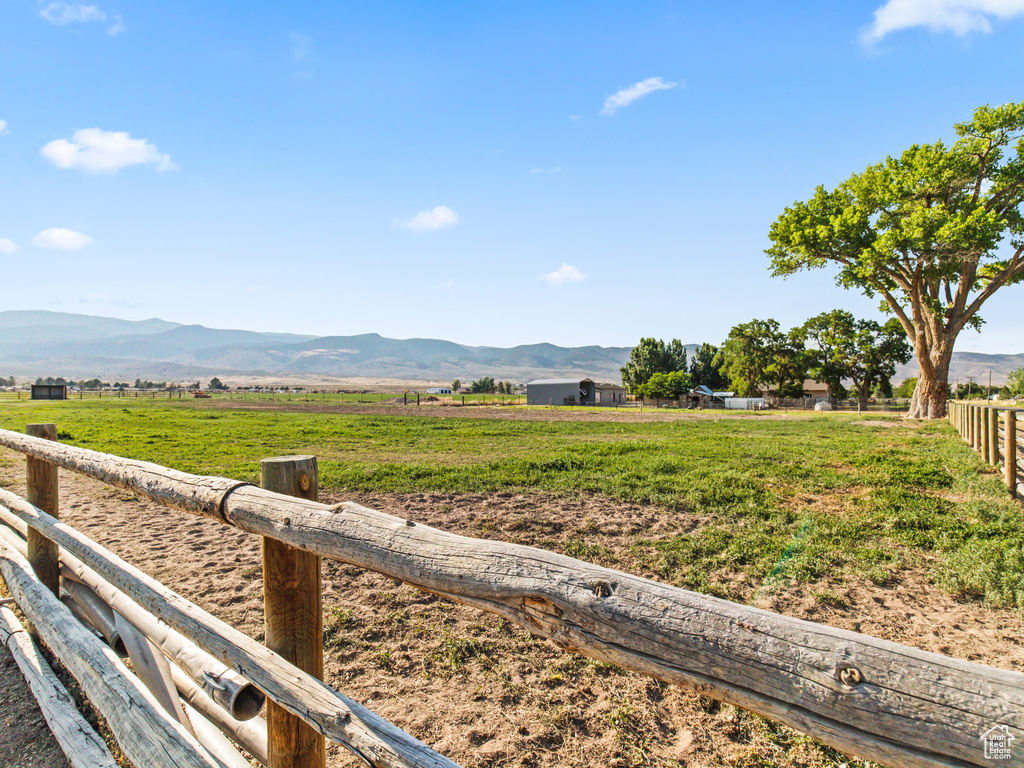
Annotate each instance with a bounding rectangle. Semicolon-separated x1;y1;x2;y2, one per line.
0;450;1021;768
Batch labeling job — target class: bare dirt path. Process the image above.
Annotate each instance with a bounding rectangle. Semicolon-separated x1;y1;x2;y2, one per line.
1;449;1021;767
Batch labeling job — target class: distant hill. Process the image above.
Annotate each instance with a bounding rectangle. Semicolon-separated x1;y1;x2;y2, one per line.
894;352;1024;388
0;310;180;341
0;311;633;382
0;311;1017;386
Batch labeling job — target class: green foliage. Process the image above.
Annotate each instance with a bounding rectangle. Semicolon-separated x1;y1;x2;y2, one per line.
689;342;729;390
208;377;228;391
939;540;1024;608
1006;367;1024;398
469;376;496;394
634;370;691;400
717;319;794;397
620;338;687;394
802;311;911;404
767;102;1024;416
893;377;918;399
766;329;810;398
450;379;460;392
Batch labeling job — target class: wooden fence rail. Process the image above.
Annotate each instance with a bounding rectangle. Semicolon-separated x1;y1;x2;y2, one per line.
949;401;1023;498
0;426;1022;768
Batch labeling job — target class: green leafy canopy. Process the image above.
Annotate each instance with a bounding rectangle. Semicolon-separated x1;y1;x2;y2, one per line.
766;102;1024;417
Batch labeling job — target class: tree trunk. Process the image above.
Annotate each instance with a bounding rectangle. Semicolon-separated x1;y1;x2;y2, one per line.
906;349;951;419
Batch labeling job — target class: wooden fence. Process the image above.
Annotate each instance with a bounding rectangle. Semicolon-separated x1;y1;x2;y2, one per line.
948;401;1023;498
0;424;1021;768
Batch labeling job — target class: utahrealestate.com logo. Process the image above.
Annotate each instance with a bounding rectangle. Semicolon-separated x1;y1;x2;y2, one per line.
982;725;1015;761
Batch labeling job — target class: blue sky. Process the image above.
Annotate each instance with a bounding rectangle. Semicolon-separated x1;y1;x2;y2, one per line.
2;1;1023;352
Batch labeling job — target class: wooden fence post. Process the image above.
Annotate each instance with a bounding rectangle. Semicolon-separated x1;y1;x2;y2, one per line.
260;456;325;768
981;406;992;462
26;423;59;599
988;406;1000;466
974;405;983;452
1007;410;1018;496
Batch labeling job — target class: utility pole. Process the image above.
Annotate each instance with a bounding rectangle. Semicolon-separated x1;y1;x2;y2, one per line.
988;369;992;400
967;376;976;400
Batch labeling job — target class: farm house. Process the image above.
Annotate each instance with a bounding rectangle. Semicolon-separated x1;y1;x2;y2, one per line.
425;387;452;394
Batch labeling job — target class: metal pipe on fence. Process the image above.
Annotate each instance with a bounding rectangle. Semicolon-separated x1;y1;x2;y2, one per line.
0;512;264;721
0;535;227;768
62;578;127;656
171;663;268;766
0;487;460;768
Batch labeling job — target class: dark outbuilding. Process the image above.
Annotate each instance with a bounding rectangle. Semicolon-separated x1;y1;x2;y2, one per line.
31;384;67;400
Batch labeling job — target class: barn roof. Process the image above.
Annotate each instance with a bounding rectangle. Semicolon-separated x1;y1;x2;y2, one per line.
527;378;594;385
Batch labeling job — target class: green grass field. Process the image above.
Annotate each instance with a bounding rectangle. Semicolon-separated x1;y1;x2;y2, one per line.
1;398;1020;608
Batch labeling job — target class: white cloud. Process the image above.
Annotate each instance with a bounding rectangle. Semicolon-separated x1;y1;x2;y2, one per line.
540;264;586;286
601;77;680;116
395;205;459;232
862;0;1024;42
288;31;313;61
0;120;8;135
32;228;93;250
437;279;455;291
0;238;18;254
41;128;176;173
107;14;125;35
39;3;105;25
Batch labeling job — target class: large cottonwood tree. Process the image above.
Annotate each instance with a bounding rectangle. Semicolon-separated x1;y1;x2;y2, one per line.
767;103;1024;419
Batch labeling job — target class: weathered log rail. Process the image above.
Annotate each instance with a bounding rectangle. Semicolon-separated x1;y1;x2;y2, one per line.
949;401;1023;498
0;425;1022;768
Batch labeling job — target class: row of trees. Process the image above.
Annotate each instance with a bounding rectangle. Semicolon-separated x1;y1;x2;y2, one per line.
449;378;517;394
719;312;912;405
621;310;913;407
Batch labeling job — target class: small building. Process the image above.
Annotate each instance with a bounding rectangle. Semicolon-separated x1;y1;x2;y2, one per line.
594;382;627;405
801;379;832;401
31;384;67;400
527;378;596;406
688;386;734;408
425;387;453;395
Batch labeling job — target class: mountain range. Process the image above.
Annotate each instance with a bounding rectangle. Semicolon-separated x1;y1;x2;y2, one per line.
0;311;633;382
0;311;1018;386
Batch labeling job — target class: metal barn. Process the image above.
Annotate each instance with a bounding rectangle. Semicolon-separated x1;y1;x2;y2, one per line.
527;378;595;406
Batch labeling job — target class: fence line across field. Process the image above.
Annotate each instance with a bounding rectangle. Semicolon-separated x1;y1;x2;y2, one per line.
948;401;1023;498
0;424;1021;768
